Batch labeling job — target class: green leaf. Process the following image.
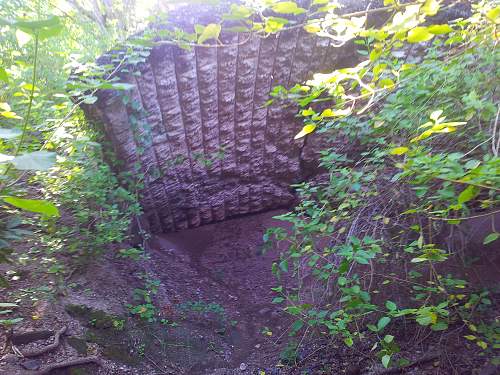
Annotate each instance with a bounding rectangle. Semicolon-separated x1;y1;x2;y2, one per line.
407;27;434;43
289;319;304;335
0;128;22;139
3;196;60;217
197;23;221;44
382;354;391;368
15;16;63;40
11;151;56;171
272;2;306;15
457;185;480;205
0;68;8;83
384;334;394;343
279;259;289;272
483;232;499;245
431;321;448;331
385;301;397;311
390;146;409;155
344;337;354;347
377;316;391;331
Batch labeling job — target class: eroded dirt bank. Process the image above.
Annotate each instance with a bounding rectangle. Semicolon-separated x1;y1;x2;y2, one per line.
1;210;295;375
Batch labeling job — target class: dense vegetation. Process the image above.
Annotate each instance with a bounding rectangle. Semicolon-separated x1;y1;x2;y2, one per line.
0;0;498;373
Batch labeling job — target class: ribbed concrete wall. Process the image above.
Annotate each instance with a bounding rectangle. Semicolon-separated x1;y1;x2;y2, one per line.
83;3;362;232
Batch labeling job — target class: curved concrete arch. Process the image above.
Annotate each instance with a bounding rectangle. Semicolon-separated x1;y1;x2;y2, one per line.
82;2;369;232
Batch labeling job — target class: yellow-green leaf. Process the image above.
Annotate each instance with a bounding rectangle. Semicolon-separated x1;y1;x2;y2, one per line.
272;1;306;15
428;24;453;35
407;27;434;43
390;146;409;155
0;68;8;83
486;6;500;23
294;124;316;139
3;196;60;217
197;23;221;44
457;185;480;205
422;0;440;16
1;111;22;119
430;109;444;121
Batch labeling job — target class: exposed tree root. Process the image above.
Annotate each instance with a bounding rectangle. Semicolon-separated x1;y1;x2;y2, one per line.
17;326;67;358
33;356;101;374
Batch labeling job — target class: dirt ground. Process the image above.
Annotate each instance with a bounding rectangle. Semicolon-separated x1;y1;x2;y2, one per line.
1;210;498;375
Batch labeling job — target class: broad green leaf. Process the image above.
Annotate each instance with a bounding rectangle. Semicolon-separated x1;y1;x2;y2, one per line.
3;196;60;217
407;27;434;43
0;128;21;139
197;23;221;44
382;354;391;368
11;151;56;171
294;124;316;139
384;334;394;343
0;68;8;83
272;2;306;15
377;316;391;331
483;232;499;245
457;185;480;205
428;24;453;34
390;146;409;155
422;0;440;16
15;16;63;40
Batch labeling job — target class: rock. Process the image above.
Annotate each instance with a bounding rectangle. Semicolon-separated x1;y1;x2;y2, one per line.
21;359;42;371
65;304;121;329
480;364;500;375
239;363;248;371
67;336;88;355
258;307;271;316
1;354;18;364
11;330;54;345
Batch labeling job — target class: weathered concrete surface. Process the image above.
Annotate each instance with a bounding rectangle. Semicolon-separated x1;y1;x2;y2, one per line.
82;1;471;232
82;2;365;232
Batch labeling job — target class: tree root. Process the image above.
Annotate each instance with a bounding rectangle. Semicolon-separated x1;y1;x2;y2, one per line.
372;352;441;374
33;356;101;374
17;326;67;358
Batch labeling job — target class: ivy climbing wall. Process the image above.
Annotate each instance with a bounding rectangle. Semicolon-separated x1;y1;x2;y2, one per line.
83;3;360;232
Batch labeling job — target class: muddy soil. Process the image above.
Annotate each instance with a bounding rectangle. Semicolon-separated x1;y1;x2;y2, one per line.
0;210;296;375
147;209;294;374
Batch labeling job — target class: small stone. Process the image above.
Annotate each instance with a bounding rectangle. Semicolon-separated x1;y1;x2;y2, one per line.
1;354;17;364
21;359;42;371
239;362;247;371
258;308;271;316
254;344;261;349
